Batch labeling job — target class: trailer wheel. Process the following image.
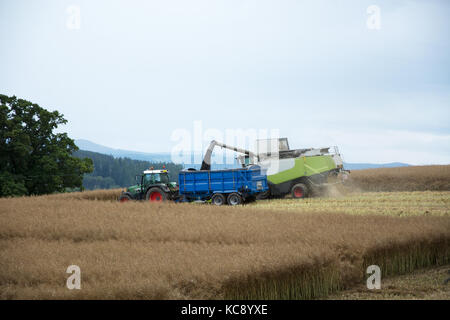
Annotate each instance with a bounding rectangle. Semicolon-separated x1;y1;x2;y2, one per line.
211;193;226;206
146;187;167;202
227;193;242;206
118;194;132;203
291;183;308;199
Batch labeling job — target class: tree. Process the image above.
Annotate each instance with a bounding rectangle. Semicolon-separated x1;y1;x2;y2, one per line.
0;94;93;196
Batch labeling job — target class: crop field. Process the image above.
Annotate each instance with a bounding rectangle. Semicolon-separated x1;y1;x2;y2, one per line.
346;165;450;192
0;165;449;300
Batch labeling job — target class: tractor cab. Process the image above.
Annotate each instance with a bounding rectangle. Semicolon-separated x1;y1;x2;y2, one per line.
141;169;171;186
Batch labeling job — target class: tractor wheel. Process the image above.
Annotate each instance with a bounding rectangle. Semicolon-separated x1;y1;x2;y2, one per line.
211;193;226;206
227;193;242;206
118;194;132;203
291;183;308;199
146;187;167;203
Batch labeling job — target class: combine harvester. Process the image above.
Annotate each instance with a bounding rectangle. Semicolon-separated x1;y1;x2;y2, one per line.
118;137;348;204
200;138;349;199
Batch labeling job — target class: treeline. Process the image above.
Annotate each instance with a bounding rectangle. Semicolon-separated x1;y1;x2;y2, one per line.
73;150;183;190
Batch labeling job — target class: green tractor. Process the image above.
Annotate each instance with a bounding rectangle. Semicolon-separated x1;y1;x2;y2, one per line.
118;167;179;203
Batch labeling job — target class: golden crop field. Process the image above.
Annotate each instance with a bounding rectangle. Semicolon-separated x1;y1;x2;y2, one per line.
346;165;450;192
0;165;449;300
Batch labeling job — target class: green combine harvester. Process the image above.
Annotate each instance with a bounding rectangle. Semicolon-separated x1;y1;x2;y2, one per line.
200;138;349;199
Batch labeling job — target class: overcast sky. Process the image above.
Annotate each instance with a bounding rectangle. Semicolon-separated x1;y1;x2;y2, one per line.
1;0;449;164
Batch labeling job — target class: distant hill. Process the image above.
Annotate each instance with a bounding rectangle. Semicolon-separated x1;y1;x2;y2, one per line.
75;139;172;162
75;139;410;170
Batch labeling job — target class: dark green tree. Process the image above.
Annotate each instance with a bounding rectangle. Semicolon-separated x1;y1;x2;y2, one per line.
0;94;93;196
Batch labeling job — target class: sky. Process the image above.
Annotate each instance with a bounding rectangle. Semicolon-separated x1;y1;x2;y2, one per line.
1;0;449;164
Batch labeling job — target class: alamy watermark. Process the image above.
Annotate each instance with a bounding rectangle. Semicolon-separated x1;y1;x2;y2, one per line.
366;265;381;289
66;265;81;290
66;5;81;30
170;120;281;166
366;5;381;30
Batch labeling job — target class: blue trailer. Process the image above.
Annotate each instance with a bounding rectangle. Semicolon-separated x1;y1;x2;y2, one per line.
178;165;268;205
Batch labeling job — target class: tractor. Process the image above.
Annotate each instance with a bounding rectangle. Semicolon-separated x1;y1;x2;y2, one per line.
118;167;179;202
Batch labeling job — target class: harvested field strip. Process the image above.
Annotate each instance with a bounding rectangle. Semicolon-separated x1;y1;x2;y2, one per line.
1;197;449;299
251;191;450;216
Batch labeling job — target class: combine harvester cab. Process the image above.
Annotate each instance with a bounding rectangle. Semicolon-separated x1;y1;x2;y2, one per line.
252;138;349;199
178;165;268;205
